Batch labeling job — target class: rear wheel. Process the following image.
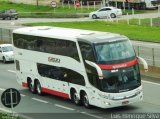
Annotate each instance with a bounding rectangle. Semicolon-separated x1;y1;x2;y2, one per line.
82;92;91;108
36;80;43;95
110;13;116;18
15;16;18;20
28;80;36;94
92;14;97;19
71;90;81;106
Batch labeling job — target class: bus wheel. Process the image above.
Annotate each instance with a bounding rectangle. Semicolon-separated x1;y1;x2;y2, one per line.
36;80;43;95
28;80;36;94
71;90;81;106
82;92;91;108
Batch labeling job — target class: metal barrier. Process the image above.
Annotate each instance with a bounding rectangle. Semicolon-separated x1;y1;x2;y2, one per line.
0;27;160;67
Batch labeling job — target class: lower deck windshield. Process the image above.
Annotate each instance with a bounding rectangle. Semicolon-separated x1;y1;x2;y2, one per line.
95;40;136;64
101;64;141;93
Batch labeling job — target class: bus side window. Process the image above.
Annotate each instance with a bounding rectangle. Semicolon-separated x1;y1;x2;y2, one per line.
78;41;100;89
78;42;95;62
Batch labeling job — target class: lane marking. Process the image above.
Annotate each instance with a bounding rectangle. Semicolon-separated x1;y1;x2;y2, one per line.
32;98;48;104
0;88;5;91
80;112;103;119
0;108;13;113
54;104;75;111
8;70;16;73
142;80;160;86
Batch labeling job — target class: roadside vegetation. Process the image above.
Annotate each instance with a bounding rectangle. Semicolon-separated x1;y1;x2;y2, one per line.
0;113;20;119
25;20;160;43
0;1;158;18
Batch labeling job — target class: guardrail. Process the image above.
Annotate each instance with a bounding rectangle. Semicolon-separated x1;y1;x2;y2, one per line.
0;27;160;67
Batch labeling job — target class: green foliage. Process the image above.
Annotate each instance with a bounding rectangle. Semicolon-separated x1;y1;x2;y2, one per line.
25;21;160;43
0;113;20;119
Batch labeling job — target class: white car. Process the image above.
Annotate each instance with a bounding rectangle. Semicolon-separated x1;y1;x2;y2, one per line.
0;44;14;63
89;7;122;19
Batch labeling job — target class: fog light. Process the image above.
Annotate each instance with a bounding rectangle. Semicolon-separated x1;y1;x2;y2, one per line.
104;102;110;105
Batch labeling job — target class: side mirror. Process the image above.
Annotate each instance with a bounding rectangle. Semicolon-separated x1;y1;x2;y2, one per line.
137;56;148;72
85;60;103;79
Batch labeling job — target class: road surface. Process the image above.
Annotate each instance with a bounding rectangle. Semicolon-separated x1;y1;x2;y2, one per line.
0;62;160;119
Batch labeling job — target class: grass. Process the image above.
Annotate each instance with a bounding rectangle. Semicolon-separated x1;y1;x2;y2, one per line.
0;1;157;14
0;113;20;119
25;21;160;43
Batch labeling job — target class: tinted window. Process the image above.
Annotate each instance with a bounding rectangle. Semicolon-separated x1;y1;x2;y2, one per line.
79;42;100;89
95;40;136;64
37;63;85;86
13;33;80;61
101;64;141;93
99;8;106;12
79;42;95;62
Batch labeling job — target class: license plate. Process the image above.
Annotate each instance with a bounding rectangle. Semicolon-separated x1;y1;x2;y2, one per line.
122;101;129;105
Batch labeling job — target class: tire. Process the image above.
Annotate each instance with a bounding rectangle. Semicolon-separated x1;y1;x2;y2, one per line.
110;13;116;18
36;80;43;95
71;90;81;106
15;16;18;20
2;17;5;20
82;92;91;108
28;80;36;94
92;14;97;19
3;57;6;63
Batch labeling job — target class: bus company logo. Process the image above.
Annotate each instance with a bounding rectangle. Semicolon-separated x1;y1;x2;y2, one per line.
112;64;127;69
48;57;60;63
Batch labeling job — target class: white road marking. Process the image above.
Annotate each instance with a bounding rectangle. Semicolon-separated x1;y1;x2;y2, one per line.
32;98;48;104
142;80;160;86
0;88;5;91
8;70;16;73
54;104;75;111
0;108;13;113
80;112;103;119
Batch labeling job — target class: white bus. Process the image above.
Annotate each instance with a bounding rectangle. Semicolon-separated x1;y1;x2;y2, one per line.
13;26;148;109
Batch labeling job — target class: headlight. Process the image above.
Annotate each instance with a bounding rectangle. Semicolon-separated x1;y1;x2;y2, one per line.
98;93;110;99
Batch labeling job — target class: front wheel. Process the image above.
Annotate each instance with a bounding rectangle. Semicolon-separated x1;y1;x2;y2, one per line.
82;92;91;108
71;90;81;106
28;80;36;94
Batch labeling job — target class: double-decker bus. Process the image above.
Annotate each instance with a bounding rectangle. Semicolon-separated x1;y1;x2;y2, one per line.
13;26;148;108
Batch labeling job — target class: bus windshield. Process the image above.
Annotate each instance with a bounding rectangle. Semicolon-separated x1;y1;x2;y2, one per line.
95;40;135;64
101;64;141;93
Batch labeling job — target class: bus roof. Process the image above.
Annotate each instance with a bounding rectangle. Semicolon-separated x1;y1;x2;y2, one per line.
13;26;128;43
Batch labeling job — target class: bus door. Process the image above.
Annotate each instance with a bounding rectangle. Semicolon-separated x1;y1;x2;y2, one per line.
79;42;101;103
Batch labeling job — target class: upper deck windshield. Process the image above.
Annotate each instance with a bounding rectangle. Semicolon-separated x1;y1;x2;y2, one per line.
95;40;136;64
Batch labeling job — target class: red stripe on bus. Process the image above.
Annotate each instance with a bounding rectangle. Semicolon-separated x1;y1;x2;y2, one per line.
22;82;28;87
42;87;70;99
98;59;138;70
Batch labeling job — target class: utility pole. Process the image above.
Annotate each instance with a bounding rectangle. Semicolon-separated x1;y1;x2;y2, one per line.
36;0;39;7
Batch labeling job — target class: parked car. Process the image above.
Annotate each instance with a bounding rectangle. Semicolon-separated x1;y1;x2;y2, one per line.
0;44;14;63
89;7;122;19
0;9;18;20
